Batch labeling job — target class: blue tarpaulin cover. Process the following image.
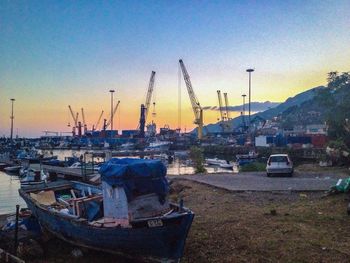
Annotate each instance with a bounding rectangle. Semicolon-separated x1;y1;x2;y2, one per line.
99;158;169;201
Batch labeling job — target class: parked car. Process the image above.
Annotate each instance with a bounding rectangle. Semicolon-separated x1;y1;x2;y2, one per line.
266;154;293;177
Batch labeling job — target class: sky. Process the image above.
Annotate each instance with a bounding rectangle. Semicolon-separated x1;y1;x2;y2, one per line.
0;0;349;137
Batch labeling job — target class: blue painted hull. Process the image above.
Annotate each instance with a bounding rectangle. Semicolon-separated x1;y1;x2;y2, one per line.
19;182;194;262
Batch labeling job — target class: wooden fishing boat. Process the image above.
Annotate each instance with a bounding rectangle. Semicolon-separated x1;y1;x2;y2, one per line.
19;158;194;262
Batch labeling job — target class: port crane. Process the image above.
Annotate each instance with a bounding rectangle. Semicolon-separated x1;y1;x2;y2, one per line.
136;71;155;137
81;108;87;133
217;90;225;121
93;110;104;131
68;105;79;136
105;100;120;128
223;93;230;120
217;90;231;132
144;71;156;122
179;59;204;140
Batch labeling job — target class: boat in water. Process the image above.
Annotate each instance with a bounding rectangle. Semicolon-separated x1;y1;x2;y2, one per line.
206;158;234;169
20;168;48;189
145;140;172;151
19;158;194;262
4;165;22;174
236;150;258;160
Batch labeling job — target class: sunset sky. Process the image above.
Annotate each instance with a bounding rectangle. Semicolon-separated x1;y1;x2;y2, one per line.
1;1;349;137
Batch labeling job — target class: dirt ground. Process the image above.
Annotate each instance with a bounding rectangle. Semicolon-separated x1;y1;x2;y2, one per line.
3;179;350;263
170;179;350;263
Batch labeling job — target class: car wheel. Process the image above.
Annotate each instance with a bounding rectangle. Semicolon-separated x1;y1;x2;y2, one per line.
288;172;293;177
267;173;271;177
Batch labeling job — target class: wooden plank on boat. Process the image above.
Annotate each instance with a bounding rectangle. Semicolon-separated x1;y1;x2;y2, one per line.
0;248;25;263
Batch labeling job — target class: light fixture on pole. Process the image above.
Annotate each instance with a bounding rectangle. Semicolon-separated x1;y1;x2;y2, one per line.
109;90;115;136
10;98;15;140
246;68;254;125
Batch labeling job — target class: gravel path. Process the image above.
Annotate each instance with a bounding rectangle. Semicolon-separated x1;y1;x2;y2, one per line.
172;172;339;191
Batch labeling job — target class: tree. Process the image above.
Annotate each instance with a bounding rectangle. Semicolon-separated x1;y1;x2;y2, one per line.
327;71;350;90
327;71;338;86
189;146;206;173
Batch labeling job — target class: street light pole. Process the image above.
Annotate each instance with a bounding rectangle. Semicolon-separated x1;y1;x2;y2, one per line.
109;90;115;136
10;98;15;141
242;94;246;127
246;68;254;125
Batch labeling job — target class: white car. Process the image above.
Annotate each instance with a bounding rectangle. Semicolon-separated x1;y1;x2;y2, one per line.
266;154;293;177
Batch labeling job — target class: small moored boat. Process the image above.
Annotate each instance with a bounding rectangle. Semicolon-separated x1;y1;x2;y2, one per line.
4;165;22;174
206;158;234;169
19;158;194;262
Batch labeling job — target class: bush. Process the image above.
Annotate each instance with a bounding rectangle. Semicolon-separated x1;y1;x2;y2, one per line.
239;162;266;172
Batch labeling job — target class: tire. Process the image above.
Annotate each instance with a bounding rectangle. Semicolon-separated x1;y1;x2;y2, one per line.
267;173;271;177
288;172;293;177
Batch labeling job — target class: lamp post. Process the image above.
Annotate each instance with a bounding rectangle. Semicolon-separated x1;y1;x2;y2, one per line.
246;68;254;125
242;94;246;127
109;90;115;136
10;98;15;140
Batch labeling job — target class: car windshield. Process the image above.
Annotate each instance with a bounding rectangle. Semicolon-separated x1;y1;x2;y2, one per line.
270;156;288;162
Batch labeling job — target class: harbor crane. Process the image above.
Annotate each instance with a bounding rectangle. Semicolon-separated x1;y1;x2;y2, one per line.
144;71;156;122
217;90;225;121
81;108;87;133
106;100;120;128
136;71;155;132
179;59;204;140
94;110;104;131
217;90;230;133
68;105;79;136
223;93;230;120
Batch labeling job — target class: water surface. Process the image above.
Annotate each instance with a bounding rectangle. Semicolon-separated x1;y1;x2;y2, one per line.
0;171;26;215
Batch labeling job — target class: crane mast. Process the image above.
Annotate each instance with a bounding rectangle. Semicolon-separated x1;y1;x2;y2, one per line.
179;59;203;140
217;90;224;121
144;71;156;122
223;93;230;120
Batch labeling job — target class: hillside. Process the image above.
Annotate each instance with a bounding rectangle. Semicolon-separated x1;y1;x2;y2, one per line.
200;85;324;134
258;86;324;120
280;79;350;129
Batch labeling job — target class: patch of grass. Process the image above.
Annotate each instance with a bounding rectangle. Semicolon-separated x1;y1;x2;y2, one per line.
239;162;266;172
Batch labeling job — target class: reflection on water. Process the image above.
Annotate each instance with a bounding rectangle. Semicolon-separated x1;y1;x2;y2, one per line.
0;171;26;215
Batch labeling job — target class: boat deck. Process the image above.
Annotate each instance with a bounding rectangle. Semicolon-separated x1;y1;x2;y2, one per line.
41;165;99;181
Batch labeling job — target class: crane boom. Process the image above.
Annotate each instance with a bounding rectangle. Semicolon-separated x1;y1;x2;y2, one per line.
106;100;120;127
179;59;203;139
75;112;79;126
144;71;156;122
68;105;78;126
223;92;230;120
95;110;104;130
217;90;224;121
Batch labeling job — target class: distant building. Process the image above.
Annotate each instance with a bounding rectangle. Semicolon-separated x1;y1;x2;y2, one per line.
306;124;327;135
283;125;305;136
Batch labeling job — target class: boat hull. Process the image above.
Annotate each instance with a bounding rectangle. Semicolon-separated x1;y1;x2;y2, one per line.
19;186;194;262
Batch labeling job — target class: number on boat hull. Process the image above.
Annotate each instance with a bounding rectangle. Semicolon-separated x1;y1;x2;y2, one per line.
148;219;163;228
